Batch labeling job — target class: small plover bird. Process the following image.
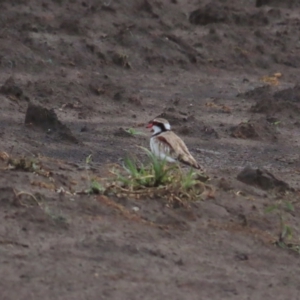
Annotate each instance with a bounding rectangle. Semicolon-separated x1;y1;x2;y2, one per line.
146;118;203;170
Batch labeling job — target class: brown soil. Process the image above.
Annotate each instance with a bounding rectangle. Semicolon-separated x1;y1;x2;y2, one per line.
1;0;300;299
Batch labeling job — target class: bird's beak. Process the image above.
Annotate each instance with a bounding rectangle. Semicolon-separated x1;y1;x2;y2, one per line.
146;123;153;129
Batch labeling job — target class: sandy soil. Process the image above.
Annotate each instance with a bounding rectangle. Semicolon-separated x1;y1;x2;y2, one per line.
1;0;300;299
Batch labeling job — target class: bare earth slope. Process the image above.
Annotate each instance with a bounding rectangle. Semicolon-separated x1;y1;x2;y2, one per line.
1;0;300;299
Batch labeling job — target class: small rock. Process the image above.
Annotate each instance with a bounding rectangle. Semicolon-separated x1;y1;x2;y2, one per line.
0;76;28;100
128;96;142;106
81;125;88;132
175;258;184;266
189;3;227;25
237;166;291;192
203;125;219;138
114;92;122;101
235;253;249;261
266;116;279;123
25;103;79;143
230;122;258;139
167;107;176;112
218;178;233;191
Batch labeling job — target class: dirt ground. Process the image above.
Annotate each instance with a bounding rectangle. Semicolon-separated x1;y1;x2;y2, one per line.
1;0;300;299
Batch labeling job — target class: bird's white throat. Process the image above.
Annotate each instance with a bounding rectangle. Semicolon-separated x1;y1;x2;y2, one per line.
152;125;162;135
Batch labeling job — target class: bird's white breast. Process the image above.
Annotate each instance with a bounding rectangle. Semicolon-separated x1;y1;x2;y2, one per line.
150;137;176;163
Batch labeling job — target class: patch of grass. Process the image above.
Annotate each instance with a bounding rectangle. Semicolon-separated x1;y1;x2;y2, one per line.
271;120;281;126
83;154;106;195
85;154;93;165
125;128;146;136
8;157;38;171
265;200;300;253
105;147;212;204
44;206;69;226
3;154;50;177
112;52;131;68
118;148;174;188
88;180;105;195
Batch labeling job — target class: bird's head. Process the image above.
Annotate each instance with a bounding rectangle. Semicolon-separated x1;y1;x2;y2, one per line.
146;118;171;135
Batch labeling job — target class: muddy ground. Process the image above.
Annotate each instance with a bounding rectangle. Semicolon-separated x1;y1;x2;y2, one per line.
1;0;300;299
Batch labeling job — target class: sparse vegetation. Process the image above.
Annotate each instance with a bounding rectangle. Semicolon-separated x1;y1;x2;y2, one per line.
265;200;300;253
271;120;281;126
43;206;69;226
9;157;38;171
88;180;105;195
0;152;51;177
87;147;212;205
112;51;131;68
125;128;146;136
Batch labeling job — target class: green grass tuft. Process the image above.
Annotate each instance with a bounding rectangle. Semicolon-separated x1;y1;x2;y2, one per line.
108;147;211;203
85;147;211;205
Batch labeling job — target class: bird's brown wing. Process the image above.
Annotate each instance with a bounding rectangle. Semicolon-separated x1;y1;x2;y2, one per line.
157;131;202;169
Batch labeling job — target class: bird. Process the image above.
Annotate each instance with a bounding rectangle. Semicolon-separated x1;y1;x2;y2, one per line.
146;118;203;170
